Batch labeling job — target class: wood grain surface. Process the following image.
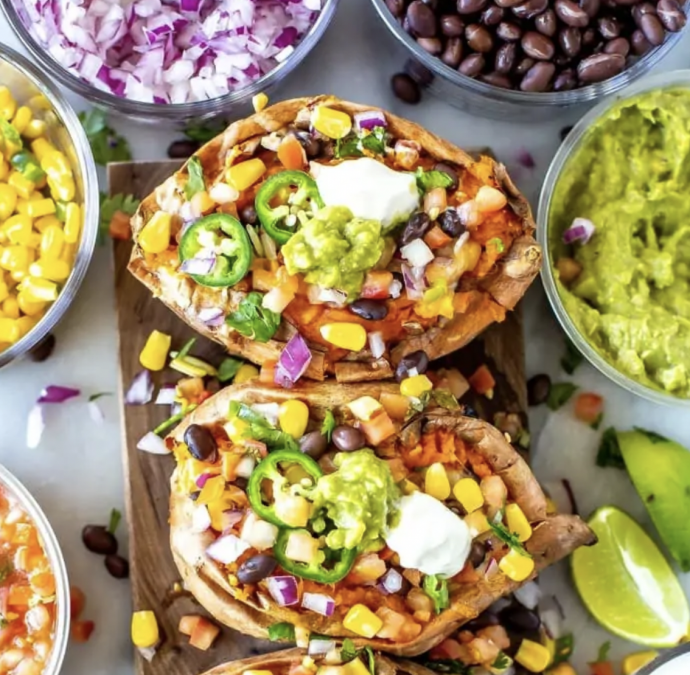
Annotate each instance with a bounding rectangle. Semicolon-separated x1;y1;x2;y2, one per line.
109;159;528;675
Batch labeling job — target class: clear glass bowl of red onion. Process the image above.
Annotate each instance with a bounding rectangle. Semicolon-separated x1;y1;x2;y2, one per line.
1;0;339;125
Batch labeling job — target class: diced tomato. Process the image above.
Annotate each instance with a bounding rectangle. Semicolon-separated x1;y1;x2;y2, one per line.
109;210;132;240
430;638;464;661
424;225;453;250
375;607;407;640
385;458;408;482
8;584;32;606
574;392;604;425
218;201;239;218
277;135;307;170
0;587;8;617
69;586;86;620
259;360;276;384
590;663;615;675
179;614;202;637
380;392;411;421
359;411;396;446
360;270;393;299
468;364;496;396
189;616;220;651
346;553;387;584
71;620;95;643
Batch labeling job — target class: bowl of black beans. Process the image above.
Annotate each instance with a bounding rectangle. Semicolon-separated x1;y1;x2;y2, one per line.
372;0;687;118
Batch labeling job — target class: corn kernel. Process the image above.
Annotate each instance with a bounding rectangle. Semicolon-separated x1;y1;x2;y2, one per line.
17;293;44;316
343;658;371;675
320;322;367;351
515;639;551;673
31;138;57;163
278;399;309;439
138;211;171;254
26;199;56;219
62;202;80;244
131;610;159;648
234;363;259;384
2;215;33;246
19;277;58;303
0;87;17;121
226;158;267;192
623;652;658;675
252;92;269;113
15;316;38;337
190;190;215;214
343;604;383;638
8;172;34;200
0;245;32;273
15;200;29;216
424;462;451;500
60;243;77;266
311;106;352;139
29;259;70;282
139;329;172;371
0;159;8;181
39;224;65;259
499;548;535;582
22;119;46;140
34;215;60;234
0;282;8;304
453;478;484;513
197;475;225;505
505;503;533;543
0;184;16;220
400;374;433;398
2;297;19;320
27;232;41;249
11;106;32;134
548;666;577;675
0;318;20;343
47;174;75;202
464;510;491;537
224;417;250;445
41;150;71;178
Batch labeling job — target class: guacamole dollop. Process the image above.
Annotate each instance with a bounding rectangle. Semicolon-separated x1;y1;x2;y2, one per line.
550;88;690;397
281;205;385;299
309;448;400;551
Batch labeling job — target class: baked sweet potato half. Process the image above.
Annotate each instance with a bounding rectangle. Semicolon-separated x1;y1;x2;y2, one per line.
167;380;593;657
129;95;541;384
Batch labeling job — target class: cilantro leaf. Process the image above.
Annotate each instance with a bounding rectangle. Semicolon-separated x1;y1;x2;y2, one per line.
321;410;336;442
226;292;281;343
405;390;431;420
487;237;505;253
218;357;243;383
177;337;196;360
184;156;205;200
267;622;295;642
561;338;584;375
415;167;454;193
341;638;358;661
228;401;268;425
551;634;574;667
99;192;140;243
596;427;625;469
78;109;131;165
0;559;12;583
491;652;511;670
417;660;470;675
489;518;531;557
88;392;111;402
228;402;299;452
595;640;611;663
363;647;376;675
422;574;450;613
184;120;226;144
340;639;376;675
633;427;669;444
107;508;122;535
591;412;604;430
336;127;387;159
546;382;578;411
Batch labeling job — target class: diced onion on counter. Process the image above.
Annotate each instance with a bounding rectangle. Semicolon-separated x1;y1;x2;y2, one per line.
155;384;177;405
137;431;170;454
26;404;46;450
513;581;542;610
125;370;154;405
38;385;81;404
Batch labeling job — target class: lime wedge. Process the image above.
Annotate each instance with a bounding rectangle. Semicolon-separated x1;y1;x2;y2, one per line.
572;505;689;647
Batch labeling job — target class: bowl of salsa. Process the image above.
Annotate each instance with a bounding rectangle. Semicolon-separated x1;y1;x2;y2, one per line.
0;463;69;675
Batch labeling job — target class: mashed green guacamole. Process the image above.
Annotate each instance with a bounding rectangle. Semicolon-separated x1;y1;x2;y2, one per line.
550;88;690;397
281;205;384;299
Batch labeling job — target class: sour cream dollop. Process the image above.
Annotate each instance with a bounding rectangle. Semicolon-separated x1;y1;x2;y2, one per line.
385;491;471;578
311;157;419;228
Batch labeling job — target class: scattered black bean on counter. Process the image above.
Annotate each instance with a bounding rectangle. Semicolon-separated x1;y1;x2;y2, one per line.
29;333;56;363
82;525;118;556
386;0;686;96
104;554;130;579
527;373;552;405
167;139;201;159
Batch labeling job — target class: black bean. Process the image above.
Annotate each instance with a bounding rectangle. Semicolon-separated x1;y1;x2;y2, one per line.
395;350;430;381
496;42;518;73
442;13;466;35
457;0;489;12
580;0;601;17
391;73;422;103
577;52;625;82
554;69;578;90
466;23;494;51
497;21;523;40
400;212;432;245
433;161;460;190
597;15;621;37
502;606;541;632
559;26;582;55
639;12;665;43
350;299;389;321
605;36;630;55
459;53;486;77
521;31;556;59
469;540;487;567
240;204;258;225
299;431;329;460
438;208;466;237
405;58;436;85
167;139;200;159
519;61;556;91
442;38;464;67
633;2;657;26
29;333;56;362
464;612;500;631
407;0;438;36
555;0;590;25
657;0;686;31
422;0;438;10
237;554;277;584
512;0;549;20
332;425;366;452
495;0;524;8
514;58;535;75
527;373;551;405
481;5;505;24
82;525;118;555
385;0;406;16
481;72;513;88
631;28;653;53
582;27;598;46
418;36;443;53
184;424;218;463
463;405;479;418
535;9;558;35
105;554;130;579
206;378;221;395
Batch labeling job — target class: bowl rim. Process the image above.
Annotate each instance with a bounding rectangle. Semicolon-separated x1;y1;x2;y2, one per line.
0;42;99;369
369;0;688;108
637;643;690;675
0;463;70;675
0;0;340;120
537;68;690;408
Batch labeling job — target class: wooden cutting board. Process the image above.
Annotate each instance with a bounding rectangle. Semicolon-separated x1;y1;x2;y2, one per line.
109;159;528;675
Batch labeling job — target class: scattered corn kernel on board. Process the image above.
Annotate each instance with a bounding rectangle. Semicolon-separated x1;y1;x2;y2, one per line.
108;158;528;675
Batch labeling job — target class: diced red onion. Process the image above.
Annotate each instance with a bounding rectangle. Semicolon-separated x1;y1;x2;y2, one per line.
88;400;105;424
275;333;312;388
37;385;81;404
354;110;387;133
401;264;427;301
266;575;299;607
563;218;595;245
180;255;216;276
250;403;280;427
401;238;434;268
308;638;336;656
483;557;499;579
301;592;335;616
155;384;177;405
513;581;542;610
220;509;245;532
368;332;385;360
191;504;212;533
136;431;170;454
206;534;250;564
26;405;45;450
240;510;278;550
454;231;470;254
198;307;225;327
389;279;403;299
196;472;213;489
125;370;154;405
307;285;347;307
538;595;564;639
379;568;403;594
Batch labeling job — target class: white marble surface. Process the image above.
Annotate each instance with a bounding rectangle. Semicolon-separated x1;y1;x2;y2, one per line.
1;1;690;673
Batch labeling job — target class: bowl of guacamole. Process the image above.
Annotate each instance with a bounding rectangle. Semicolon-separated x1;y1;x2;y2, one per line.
538;71;690;406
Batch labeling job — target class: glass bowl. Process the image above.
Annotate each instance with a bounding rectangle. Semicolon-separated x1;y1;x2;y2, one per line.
0;462;70;675
638;644;690;674
0;43;99;370
369;0;687;121
538;69;690;407
0;0;340;126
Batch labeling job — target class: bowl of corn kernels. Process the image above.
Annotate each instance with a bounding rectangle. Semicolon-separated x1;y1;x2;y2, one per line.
0;43;98;367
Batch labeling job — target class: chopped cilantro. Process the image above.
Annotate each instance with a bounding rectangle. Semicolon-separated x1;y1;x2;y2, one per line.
228;401;299;452
415;167;454;193
267;622;295;642
546;382;578;411
176;337;196;360
489;518;531;557
417;660;470;675
633;427;669;444
341;638;358;661
336;126;387;158
218;357;243;383
88;392;112;402
363;647;376;675
340;639;376;675
552;634;574;667
78;109;131;165
590;412;604;430
596;427;625;470
321;410;336;442
487;237;505;253
561;338;584;375
431;389;460;410
107;508;122;535
184;156;205;200
594;641;611;663
491;652;511;670
422;574;450;613
184;120;227;144
225;293;281;343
